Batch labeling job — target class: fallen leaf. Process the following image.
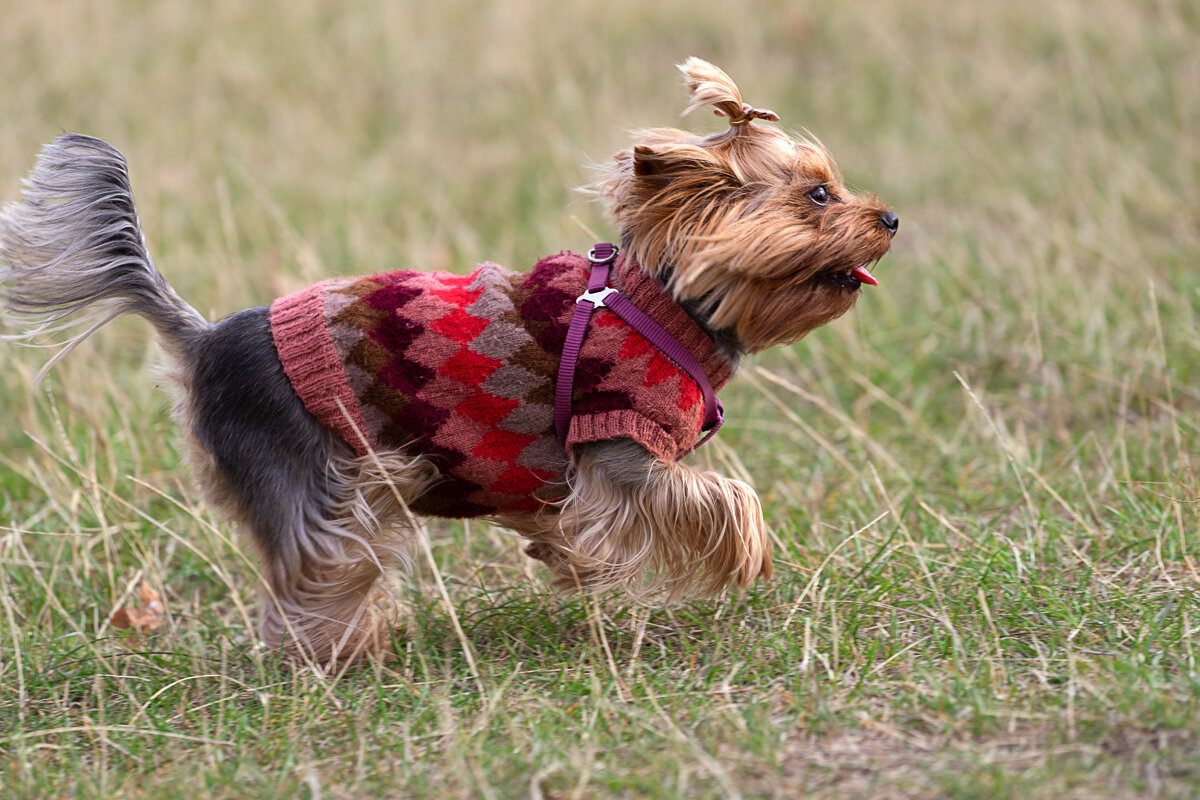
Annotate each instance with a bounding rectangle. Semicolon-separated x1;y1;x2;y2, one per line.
139;580;164;614
110;580;164;633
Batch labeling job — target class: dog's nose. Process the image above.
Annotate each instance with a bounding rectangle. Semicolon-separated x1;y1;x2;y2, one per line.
879;211;899;235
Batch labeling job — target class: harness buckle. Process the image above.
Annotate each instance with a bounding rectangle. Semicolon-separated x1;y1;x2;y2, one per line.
576;286;617;307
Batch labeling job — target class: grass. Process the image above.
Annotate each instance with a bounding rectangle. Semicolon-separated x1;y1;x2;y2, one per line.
1;0;1198;797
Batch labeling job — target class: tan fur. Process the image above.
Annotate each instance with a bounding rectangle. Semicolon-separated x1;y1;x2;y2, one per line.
2;60;895;668
176;359;439;662
269;58;892;662
599;59;895;352
510;58;894;614
255;448;438;663
518;439;770;599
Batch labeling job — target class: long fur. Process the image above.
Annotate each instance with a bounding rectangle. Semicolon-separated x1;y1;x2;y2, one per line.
599;59;894;353
521;439;770;598
0;134;208;374
0;135;442;664
0;60;895;667
175;306;439;661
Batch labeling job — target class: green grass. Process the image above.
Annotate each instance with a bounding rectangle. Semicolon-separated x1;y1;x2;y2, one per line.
2;0;1199;797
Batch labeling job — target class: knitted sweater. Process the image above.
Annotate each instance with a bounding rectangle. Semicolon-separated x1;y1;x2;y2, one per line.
269;252;733;518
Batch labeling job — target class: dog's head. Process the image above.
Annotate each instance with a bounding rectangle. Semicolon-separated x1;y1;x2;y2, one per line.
598;58;897;353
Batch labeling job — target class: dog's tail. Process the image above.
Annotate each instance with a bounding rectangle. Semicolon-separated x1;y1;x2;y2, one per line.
0;133;210;380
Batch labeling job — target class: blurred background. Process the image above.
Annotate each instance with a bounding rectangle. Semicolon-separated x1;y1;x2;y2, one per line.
1;2;1197;795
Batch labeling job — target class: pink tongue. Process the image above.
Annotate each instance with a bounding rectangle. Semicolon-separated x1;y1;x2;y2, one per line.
852;265;878;287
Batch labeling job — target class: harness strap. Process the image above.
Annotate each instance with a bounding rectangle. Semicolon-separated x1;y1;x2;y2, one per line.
554;243;725;458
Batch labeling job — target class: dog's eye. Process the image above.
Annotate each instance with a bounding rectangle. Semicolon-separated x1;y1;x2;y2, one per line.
807;185;830;206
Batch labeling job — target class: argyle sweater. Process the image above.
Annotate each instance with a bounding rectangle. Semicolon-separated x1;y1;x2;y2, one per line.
269;252;734;518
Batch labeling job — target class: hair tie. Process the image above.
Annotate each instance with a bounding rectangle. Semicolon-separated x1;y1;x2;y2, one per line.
715;103;780;127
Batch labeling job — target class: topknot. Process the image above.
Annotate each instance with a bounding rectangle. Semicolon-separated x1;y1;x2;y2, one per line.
678;58;779;129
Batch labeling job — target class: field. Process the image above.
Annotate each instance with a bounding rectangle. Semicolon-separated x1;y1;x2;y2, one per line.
1;1;1198;797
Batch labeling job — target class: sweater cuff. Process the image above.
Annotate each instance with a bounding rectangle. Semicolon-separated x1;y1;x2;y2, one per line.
566;410;676;462
270;281;370;456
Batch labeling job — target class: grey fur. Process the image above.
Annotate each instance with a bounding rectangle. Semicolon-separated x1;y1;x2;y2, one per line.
177;306;438;659
0;133;440;661
185;307;340;562
0;133;209;373
0;134;328;556
0;131;778;665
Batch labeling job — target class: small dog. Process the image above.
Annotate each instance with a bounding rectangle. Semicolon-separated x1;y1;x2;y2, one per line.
1;59;896;664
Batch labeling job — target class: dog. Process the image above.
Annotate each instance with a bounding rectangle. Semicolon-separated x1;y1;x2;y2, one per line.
0;59;897;665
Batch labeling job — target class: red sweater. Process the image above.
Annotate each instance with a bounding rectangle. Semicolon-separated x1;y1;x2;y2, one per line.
269;252;733;518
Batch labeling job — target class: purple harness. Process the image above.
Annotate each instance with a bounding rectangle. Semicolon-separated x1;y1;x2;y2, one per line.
554;243;724;458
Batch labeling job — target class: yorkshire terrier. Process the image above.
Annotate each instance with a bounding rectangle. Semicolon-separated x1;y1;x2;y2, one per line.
1;59;896;664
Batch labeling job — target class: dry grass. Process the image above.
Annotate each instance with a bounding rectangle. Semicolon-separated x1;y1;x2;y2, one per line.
1;1;1198;798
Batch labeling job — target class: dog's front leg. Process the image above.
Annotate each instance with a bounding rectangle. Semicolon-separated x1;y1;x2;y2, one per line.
526;438;771;596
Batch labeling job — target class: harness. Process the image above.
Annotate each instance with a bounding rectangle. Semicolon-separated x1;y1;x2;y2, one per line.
554;243;724;458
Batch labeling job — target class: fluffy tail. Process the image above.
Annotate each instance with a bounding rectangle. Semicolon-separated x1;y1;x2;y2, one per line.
0;133;209;379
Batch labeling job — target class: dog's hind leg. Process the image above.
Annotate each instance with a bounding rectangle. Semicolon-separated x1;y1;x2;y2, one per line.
184;306;437;665
0;134;445;665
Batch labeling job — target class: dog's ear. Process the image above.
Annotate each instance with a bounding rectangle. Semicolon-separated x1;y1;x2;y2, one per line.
630;144;740;186
631;144;703;177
